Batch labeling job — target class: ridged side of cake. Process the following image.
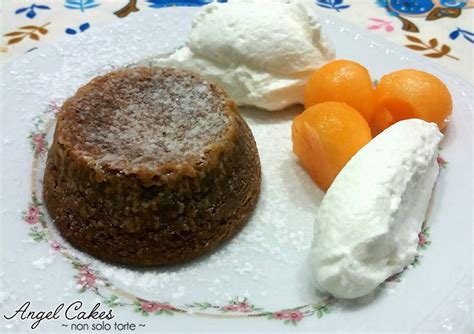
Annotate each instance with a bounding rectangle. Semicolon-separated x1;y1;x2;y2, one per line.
43;67;261;266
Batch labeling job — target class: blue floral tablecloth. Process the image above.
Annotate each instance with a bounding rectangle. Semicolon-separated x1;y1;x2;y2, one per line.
2;0;473;82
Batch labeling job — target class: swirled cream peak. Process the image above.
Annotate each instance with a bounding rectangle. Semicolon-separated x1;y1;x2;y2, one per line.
146;0;335;111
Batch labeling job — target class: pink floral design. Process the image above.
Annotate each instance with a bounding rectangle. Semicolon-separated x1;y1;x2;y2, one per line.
218;298;262;313
273;311;287;320
288;311;304;322
49;241;62;251
437;155;447;168
271;310;304;324
368;18;394;32
418;233;426;246
221;301;253;313
47;101;61;114
30;132;47;157
140;301;173;313
77;266;97;290
418;225;431;250
24;205;40;225
134;300;175;316
221;305;239;312
237;302;252;312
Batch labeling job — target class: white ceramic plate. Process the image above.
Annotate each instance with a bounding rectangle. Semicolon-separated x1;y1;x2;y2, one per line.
1;7;472;333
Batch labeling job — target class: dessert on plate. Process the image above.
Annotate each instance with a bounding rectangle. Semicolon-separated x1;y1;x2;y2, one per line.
43;66;261;266
42;0;454;303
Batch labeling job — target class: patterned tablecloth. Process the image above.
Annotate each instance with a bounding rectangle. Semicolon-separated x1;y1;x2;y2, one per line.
1;0;473;83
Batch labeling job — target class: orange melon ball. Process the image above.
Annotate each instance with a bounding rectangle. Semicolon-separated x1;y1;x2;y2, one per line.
292;102;372;191
371;69;452;136
304;60;376;123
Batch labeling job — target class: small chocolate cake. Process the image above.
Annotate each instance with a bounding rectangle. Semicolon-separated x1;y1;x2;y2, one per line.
43;67;261;266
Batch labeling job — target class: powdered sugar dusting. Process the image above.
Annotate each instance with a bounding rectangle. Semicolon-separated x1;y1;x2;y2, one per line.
31;254;55;270
58;67;230;169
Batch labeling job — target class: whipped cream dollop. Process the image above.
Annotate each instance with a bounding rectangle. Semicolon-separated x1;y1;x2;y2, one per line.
146;0;335;111
310;119;443;299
